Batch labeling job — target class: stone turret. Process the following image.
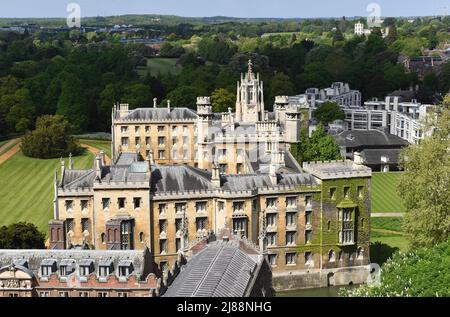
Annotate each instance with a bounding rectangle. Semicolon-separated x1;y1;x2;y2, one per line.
235;60;265;123
196;97;212;115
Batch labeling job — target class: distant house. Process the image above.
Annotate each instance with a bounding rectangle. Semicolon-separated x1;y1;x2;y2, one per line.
403;56;444;80
333;129;409;172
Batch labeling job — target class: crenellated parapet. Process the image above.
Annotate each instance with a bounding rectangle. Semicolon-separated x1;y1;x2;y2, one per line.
302;160;372;180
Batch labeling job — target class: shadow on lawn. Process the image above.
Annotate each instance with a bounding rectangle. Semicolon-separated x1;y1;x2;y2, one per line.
370;242;399;266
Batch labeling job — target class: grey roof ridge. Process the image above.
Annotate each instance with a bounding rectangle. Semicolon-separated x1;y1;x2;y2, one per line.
285;150;303;172
63;169;95;188
183;165;212;185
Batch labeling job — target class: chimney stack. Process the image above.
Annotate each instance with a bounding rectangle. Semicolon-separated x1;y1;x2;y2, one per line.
153;97;157;108
211;164;221;188
60;158;65;177
167;100;171;112
269;162;278;185
95;155;103;180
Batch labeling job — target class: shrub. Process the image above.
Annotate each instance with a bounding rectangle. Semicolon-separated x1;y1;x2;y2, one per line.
0;222;46;249
21;115;83;159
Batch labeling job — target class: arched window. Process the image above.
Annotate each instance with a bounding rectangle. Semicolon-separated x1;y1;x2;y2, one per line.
139;232;144;243
101;233;106;244
327;220;331;231
361;218;365;228
328;250;336;262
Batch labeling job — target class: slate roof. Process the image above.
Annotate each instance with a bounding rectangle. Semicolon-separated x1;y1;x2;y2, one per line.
117;108;198;121
0;249;152;280
248;149;303;174
360;149;402;165
163;240;260;297
221;172;316;191
151;165;213;193
61;169;96;189
334;130;409;149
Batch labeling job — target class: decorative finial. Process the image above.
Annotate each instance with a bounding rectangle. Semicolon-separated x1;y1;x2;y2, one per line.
248;59;253;73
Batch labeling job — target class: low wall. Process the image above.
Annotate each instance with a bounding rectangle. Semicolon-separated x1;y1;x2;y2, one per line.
272;265;370;291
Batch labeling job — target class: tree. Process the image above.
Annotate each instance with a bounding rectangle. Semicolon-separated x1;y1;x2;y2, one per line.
21;114;83;159
0;223;45;249
341;240;450;297
313;102;345;125
211;88;236;113
268;72;295;108
164;86;201;110
56;72;88;133
198;36;237;64
291;125;342;163
2;88;35;133
159;42;185;58
122;83;152;109
397;102;450;248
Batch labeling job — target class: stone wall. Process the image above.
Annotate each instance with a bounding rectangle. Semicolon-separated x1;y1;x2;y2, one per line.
272;265;371;291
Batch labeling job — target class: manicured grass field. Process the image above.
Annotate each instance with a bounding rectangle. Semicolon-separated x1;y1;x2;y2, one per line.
370;216;409;265
371;172;406;213
137;57;182;77
79;139;112;158
0;150;93;234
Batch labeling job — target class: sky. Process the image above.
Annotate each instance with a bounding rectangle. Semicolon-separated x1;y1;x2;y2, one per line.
0;0;449;18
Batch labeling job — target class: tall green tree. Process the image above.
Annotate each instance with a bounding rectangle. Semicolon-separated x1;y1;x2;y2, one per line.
313;102;345;125
56;72;88;133
211;88;236;113
397;100;450;248
122;83;152;109
291;125;342;163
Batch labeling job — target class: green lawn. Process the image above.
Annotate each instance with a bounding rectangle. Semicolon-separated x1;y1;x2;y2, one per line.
0;150;93;234
0;140;7;148
370;216;409;265
79;139;112;158
137;57;182;77
371;172;406;213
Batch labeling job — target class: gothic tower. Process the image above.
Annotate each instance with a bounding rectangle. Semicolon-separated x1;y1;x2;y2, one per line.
236;60;265;123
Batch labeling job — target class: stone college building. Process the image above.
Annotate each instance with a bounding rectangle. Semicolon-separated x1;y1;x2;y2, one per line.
43;61;372;292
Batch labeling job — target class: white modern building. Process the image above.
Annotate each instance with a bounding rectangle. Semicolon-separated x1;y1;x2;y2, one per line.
343;96;434;144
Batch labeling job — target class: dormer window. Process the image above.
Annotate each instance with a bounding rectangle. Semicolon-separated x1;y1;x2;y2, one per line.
79;260;93;277
98;260;113;277
118;261;133;277
59;260;75;277
41;266;51;276
40;259;56;277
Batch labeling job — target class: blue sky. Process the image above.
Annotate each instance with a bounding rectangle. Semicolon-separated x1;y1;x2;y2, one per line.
0;0;448;18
